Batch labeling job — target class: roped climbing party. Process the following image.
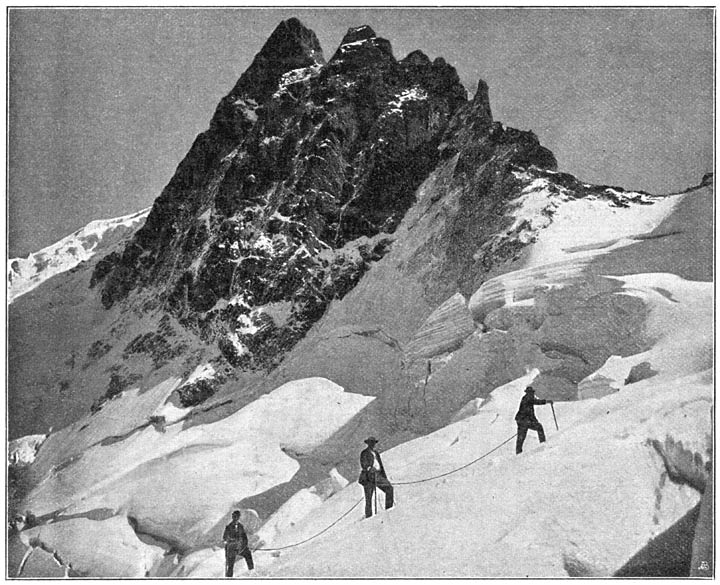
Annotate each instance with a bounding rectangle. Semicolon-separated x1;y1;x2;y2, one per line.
222;386;558;573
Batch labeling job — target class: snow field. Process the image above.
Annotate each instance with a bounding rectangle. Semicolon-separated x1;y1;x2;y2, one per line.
196;270;713;578
575;273;712;401
255;467;349;547
19;516;165;577
29;377;182;480
468;188;687;321
20;378;375;568
522;186;679;269
248;370;708;578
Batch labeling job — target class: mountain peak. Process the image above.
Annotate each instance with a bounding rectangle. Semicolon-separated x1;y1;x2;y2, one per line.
471;79;492;120
330;25;394;66
401;49;431;67
226;18;324;103
340;24;376;44
259;18;324;64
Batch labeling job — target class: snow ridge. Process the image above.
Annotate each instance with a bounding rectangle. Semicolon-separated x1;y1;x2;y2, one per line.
8;208;149;302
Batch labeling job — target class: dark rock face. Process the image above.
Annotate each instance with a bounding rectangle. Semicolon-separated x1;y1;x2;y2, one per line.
92;18;557;374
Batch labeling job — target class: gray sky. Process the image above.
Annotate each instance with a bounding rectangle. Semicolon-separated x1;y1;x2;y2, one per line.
8;8;714;257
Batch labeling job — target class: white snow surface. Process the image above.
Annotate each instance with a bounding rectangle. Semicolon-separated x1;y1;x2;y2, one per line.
8;434;47;466
468;185;690;321
8;207;149;302
278;64;321;89
152;364;217;424
20;516;165;578
243;377;709;577
11;171;712;578
227;331;248;355
255;467;349;549
252;233;275;254
20;378;374;572
525;191;678;268
179;272;711;578
577;355;632;399
273;64;322;97
605;273;713;379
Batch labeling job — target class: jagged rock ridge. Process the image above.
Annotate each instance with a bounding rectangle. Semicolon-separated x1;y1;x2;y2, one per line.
92;18;554;373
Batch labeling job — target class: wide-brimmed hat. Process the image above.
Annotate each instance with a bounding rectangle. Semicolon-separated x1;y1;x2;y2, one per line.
525;386;535;393
364;436;379;445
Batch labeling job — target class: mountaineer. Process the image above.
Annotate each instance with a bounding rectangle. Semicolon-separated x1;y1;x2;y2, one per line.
515;386;553;454
223;510;254;576
359;436;394;518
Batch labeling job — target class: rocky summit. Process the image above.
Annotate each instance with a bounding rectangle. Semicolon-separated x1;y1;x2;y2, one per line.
90;18;552;374
8;18;712;579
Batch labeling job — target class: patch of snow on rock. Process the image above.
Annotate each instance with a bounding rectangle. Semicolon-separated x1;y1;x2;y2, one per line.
274;64;322;97
9;434;47;466
228;331;248;355
253;234;275;254
228;294;251;308
383;86;429;115
185;363;216;385
236;314;259;336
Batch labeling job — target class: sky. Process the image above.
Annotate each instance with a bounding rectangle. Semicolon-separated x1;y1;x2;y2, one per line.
8;8;714;258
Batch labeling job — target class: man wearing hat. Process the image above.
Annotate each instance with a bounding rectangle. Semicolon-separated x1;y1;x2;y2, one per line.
515;386;553;454
359;437;394;518
223;510;254;576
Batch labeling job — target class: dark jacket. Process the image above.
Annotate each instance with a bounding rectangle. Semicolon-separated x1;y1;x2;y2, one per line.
359;446;387;484
223;521;249;549
515;393;547;424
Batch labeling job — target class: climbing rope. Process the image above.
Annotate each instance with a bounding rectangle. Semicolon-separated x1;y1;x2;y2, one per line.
253;498;364;552
249;433;517;553
390;433;517;485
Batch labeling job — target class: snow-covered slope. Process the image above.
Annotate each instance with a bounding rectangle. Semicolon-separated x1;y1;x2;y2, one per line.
257;166;712;438
468;172;706;322
11;202;713;576
12;377;373;576
192;272;712;578
256;372;708;578
8;208;149;303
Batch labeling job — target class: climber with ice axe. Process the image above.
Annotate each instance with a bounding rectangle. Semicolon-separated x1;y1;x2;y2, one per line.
515;386;555;455
358;436;394;518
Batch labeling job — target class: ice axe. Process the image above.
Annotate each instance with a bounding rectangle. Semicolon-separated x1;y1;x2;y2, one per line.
551;402;559;430
374;476;378;515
